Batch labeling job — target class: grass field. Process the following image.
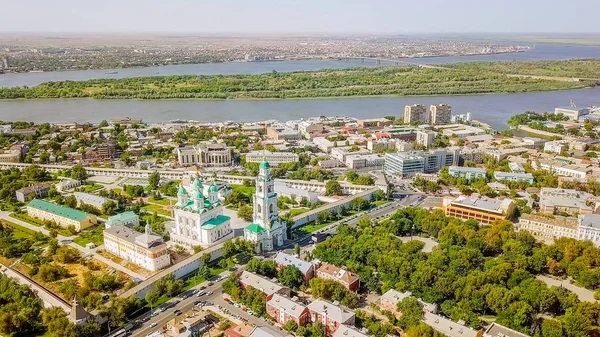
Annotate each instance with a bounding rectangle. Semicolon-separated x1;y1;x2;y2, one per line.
287;208;310;217
10;213;43;227
4;220;48;243
73;224;105;247
142;204;171;217
230;184;256;196
148;197;173;206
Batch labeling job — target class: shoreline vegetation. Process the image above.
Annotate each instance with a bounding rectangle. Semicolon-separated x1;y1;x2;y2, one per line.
0;60;599;100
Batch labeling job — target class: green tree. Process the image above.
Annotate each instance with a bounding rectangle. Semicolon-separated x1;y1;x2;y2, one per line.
237;205;254;222
278;265;304;289
542;319;564;337
397;297;423;330
325;180;342;196
148;171;161;190
71;164;88;182
102;200;118;215
145;289;160;310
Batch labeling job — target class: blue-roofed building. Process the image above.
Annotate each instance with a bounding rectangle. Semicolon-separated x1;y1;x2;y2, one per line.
170;177;233;248
106;211;140;228
494;171;534;184
448;166;487;180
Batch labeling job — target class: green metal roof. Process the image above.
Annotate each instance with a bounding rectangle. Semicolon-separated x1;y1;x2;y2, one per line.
194;190;204;199
192;178;203;190
28;199;88;222
201;215;231;229
208;184;219;193
177;185;187;196
106;211;138;225
259;161;270;169
245;223;265;234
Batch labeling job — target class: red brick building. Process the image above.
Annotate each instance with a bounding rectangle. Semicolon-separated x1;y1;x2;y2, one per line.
266;294;310;327
307;299;355;336
274;252;314;285
316;263;360;292
239;271;291;300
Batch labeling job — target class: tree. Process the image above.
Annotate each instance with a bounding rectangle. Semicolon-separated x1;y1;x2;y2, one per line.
200;253;211;266
284;320;298;332
237;205;254;222
294;243;301;257
278;265;304;289
64;195;77;208
542;319;564;337
71;164;88;182
325;180;342;196
562;307;591;337
102;200;118;216
145;289;160;310
358;215;371;229
351;197;370;211
148;171;161;190
397;297;423;330
199;265;211;280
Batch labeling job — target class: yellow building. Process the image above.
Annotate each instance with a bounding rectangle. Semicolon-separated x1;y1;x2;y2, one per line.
442;196;516;224
27;199;97;232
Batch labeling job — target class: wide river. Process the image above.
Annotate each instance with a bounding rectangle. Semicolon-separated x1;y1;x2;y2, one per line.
0;43;598;129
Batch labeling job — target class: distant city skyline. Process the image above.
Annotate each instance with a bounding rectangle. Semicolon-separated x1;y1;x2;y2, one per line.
2;0;600;34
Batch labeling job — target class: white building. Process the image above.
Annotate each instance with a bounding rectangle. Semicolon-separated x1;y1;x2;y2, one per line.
544;141;568;154
103;224;171;272
298;121;324;139
416;130;436;148
74;192;116;209
533;160;589;180
517;214;578;242
330;146;370;162
177;144;232;167
245;150;299;167
555;106;590;121
345;154;385;170
106;211;140;229
170;178;233;248
56;179;81;192
244;160;287;252
578;214;600;246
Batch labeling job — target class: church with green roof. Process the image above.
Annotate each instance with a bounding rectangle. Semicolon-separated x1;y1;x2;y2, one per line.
244;160;287;252
170;177;233;248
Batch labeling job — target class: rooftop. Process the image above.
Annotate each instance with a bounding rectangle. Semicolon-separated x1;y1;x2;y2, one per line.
449;196;514;214
317;263;360;285
380;289;411;307
484;322;530;337
246;223;265;234
27;199;89;222
240;271;286;296
201;215;231;229
106;211;139;226
274;252;313;275
579;214;600;229
307;299;355;324
332;325;369;337
422;312;479;337
267;294;307;318
519;214;578;230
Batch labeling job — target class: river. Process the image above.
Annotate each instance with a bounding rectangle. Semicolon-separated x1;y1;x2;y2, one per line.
0;87;597;130
0;43;598;129
1;43;599;88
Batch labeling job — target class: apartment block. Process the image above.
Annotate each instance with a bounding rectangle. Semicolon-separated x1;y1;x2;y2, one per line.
404;104;426;124
429;104;452;125
442;196;516;224
448;166;487;180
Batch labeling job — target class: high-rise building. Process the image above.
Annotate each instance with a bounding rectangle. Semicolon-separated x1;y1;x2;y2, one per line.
429;104;452;125
96;141;116;159
404;104;426;124
2;57;8;69
244;160;287;252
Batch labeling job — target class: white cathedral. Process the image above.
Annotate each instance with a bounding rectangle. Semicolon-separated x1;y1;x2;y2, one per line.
244;160;287;252
170;177;233;248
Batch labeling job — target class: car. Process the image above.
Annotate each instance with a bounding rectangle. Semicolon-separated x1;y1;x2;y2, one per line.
234;303;241;308
223;297;230;302
208;282;214;286
200;286;206;290
197;291;205;297
149;322;158;328
206;291;213;296
174;309;182;316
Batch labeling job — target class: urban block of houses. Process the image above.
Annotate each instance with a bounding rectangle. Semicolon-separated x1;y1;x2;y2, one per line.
103;223;171;272
274;252;314;284
266;294;310;327
344;154;384;170
239;271;291;300
27;199;97;232
316;263;360;292
448;166;486;180
539;188;597;216
307;299;355;337
105;211;140;228
442;196;516;224
16;183;51;202
517;214;578;242
493;171;534;184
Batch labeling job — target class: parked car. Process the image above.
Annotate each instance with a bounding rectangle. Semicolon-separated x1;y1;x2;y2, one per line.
174;310;182;316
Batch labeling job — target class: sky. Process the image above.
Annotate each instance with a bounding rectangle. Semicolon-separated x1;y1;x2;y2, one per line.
2;0;599;34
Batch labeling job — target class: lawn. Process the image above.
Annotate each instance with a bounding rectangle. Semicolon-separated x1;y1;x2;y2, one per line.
288;208;310;217
10;213;43;227
230;184;256;196
83;184;104;193
300;222;331;234
142;204;171;217
4;221;48;243
73;224;106;247
374;200;389;207
148;197;173;206
182;263;230;291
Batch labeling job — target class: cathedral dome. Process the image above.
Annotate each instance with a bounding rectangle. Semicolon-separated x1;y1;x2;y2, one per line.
194;190;204;199
209;184;219;193
259;160;270;169
192;177;203;191
177;185;187;196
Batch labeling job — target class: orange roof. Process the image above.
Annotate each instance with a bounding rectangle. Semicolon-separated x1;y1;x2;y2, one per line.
317;263;360;284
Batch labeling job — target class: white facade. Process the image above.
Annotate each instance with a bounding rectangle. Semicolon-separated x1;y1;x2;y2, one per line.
298;121;324;139
244;160;287;252
246;150;299;167
330;146;370;162
103;224;171;272
534;160;589;179
544;141;567;154
345;154;384;169
416;130;436;148
517;214;578;241
578;214;600;246
171;178;233;248
177;144;232;167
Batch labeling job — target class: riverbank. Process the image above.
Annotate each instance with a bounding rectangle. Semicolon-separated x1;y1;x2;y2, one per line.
1;60;598;100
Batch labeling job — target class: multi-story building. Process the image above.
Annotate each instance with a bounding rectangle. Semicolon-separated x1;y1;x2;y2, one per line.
578;214;600;246
357;118;393;129
422;150;459;173
442;196;516;224
509;162;526;173
55;179;81;192
74;192;116;210
448;166;487;180
379;289;412;315
517;214;578;242
316;263;360;292
171;178;233;248
344;154;384;170
367;138;398;152
27;199;97;232
177;144;232;167
533;160;589;180
493;171;534;184
307;299;355;337
266;294;310;327
245;150;299;167
429;104;452;125
484;322;530;337
244;160;288;252
332;326;369;337
16;183;51;202
239;271;291;300
105;211;140;228
544;141;568;154
439;124;486;139
385;152;425;177
555;106;590;120
96;141;116;159
416;130;436;148
539;188;596;216
404;104;427;124
451;112;471;123
0;149;21;163
103;224;171;271
298;121;324;139
422;312;480;337
330;147;370;163
266;125;302;141
275;252;314;285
